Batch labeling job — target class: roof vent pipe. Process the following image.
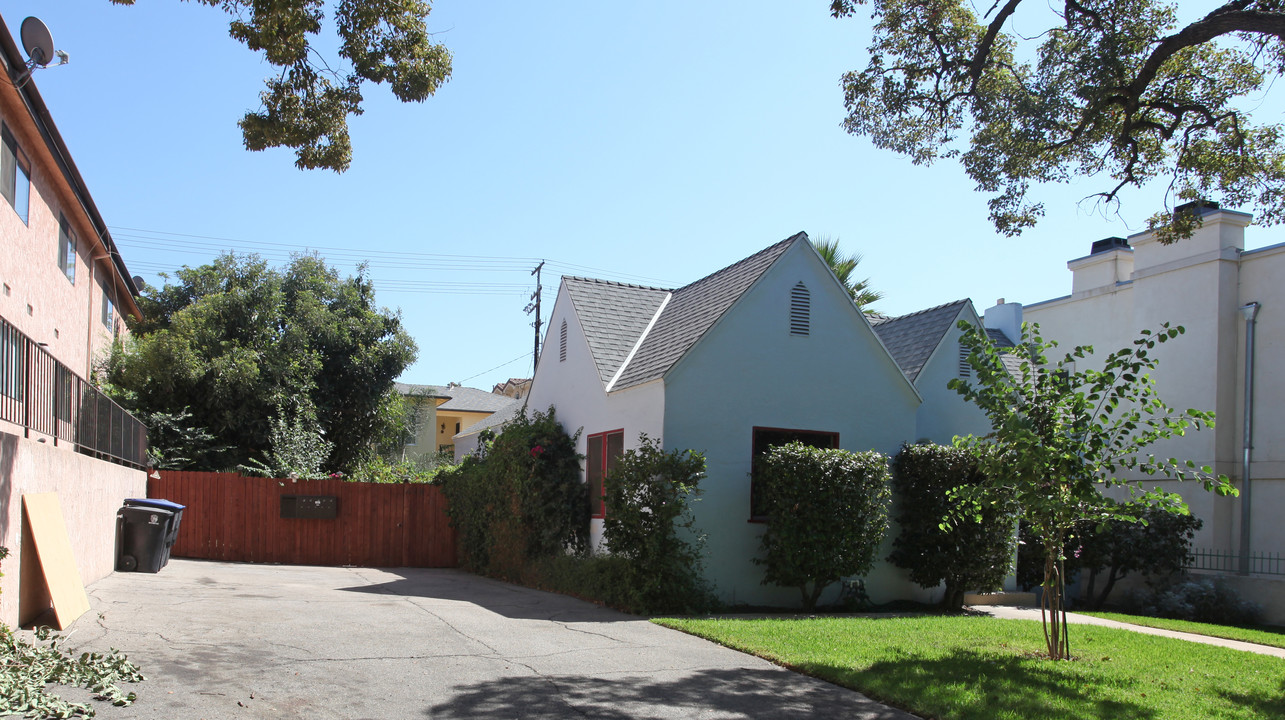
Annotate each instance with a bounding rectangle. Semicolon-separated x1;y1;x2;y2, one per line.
1239;301;1260;574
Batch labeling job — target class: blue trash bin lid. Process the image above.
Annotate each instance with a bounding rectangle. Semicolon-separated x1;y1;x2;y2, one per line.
124;498;187;512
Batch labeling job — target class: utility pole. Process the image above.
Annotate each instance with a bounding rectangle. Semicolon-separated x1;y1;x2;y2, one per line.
525;261;545;372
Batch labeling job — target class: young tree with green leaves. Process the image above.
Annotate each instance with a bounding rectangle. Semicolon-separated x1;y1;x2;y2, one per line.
106;252;416;473
949;320;1234;659
831;1;1285;240
755;443;891;610
108;0;452;172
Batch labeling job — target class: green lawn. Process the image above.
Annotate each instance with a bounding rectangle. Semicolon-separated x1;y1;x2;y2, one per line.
655;615;1285;720
1078;611;1285;650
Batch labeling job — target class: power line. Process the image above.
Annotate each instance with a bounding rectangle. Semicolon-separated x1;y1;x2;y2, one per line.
456;351;531;384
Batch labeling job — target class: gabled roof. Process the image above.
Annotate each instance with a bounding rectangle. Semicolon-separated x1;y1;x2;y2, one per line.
456;399;525;439
394;383;519;414
870;300;971;383
563;278;669;386
610;233;807;390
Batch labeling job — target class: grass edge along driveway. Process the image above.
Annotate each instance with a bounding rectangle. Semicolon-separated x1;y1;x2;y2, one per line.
654;615;1285;720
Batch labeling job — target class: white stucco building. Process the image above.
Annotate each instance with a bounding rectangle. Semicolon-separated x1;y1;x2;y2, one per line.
1004;202;1285;619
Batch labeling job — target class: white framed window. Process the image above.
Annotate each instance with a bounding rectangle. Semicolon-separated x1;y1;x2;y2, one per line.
101;285;115;329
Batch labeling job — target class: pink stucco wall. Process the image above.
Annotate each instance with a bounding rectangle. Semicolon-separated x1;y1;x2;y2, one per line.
0;429;145;626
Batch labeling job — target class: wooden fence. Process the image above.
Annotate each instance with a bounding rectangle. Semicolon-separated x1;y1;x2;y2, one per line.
149;472;457;568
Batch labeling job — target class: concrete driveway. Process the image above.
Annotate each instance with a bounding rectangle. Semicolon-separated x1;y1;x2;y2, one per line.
59;560;917;719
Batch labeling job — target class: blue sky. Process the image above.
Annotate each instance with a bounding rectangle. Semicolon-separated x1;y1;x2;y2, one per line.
8;2;1273;390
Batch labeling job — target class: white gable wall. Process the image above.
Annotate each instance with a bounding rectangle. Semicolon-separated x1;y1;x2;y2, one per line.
912;304;994;444
525;283;665;547
662;241;922;608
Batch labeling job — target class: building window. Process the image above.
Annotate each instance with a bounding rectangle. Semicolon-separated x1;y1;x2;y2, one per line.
586;429;624;518
1;124;30;225
559;319;568;362
750;427;839;519
58;215;76;284
1;321;23;401
790;282;810;336
101;286;115;329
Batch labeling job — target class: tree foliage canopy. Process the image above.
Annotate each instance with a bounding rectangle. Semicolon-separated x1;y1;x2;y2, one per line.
110;0;452;172
811;236;884;313
106;253;416;472
832;1;1285;240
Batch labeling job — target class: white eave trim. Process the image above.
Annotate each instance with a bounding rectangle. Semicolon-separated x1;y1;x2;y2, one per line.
605;292;672;393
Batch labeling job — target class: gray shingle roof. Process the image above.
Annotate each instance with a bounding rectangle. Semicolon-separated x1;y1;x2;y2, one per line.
563;278;669;386
871;300;970;383
457;400;525;438
394;383;520;414
611;233;806;390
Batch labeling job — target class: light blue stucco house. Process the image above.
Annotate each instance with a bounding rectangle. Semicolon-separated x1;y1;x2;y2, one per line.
526;232;988;607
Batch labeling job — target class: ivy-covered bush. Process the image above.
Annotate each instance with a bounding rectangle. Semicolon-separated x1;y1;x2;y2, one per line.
889;443;1016;610
439;408;588;578
601;435;714;614
755;443;890;610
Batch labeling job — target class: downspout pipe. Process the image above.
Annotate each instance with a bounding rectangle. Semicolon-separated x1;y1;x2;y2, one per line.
1238;302;1260;575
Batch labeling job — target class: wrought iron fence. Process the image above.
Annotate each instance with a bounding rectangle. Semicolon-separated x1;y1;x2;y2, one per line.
0;315;147;469
1185;547;1285;577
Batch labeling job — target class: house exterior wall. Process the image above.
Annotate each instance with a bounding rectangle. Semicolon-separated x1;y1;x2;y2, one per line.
662;242;921;608
912;307;994;445
0;429;146;626
525;283;665;546
435;410;490;452
1021;211;1285;618
0;70;130;381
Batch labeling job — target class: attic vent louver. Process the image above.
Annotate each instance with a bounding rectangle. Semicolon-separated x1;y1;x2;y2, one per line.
790;282;810;336
958;342;971;378
559;319;567;362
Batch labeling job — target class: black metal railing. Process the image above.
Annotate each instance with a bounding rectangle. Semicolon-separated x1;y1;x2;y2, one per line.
0;315;148;469
1186;547;1285;577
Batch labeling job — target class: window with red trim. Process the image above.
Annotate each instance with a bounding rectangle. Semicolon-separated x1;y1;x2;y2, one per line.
750;427;839;520
586;429;624;518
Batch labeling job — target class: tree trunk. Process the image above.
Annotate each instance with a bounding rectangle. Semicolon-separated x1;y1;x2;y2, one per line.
1093;566;1121;610
1041;539;1071;660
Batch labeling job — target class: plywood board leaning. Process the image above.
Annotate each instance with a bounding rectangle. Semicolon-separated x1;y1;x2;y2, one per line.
21;493;90;630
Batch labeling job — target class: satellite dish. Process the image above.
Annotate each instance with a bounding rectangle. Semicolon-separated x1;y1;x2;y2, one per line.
131;275;145;289
20;17;55;67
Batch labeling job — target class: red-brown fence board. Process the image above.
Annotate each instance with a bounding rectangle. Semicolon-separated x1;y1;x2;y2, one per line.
148;472;457;568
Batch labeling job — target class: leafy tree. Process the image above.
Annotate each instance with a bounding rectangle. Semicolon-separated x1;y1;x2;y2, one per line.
601;435;713;613
889;443;1016;610
109;0;452;172
107;252;416;472
755;443;891;610
811;236;883;312
949;320;1234;659
831;1;1285;240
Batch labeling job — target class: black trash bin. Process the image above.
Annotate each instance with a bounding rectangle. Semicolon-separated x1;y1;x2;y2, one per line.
123;498;185;567
116;505;174;573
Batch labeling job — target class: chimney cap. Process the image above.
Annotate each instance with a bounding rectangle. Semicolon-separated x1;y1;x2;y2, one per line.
1089;236;1130;255
1174;199;1220;219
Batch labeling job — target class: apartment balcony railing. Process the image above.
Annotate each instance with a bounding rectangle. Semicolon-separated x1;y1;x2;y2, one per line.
0;315;148;470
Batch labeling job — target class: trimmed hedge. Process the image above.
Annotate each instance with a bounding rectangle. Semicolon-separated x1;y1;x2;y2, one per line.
889;443;1016;610
755;443;890;610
